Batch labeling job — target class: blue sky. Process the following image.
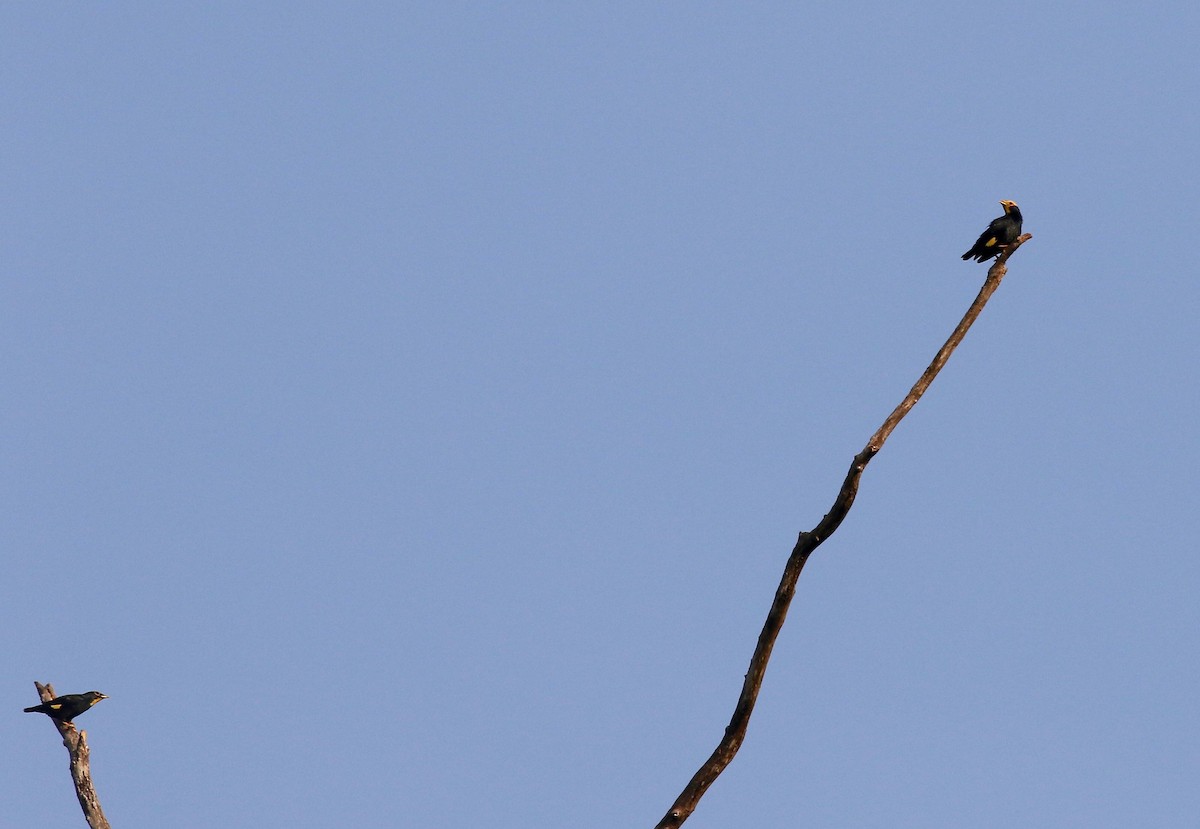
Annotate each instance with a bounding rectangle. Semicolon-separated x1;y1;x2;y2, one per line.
5;4;1198;827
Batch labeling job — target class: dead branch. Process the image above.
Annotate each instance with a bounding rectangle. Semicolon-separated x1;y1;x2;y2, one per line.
32;681;112;829
654;234;1033;828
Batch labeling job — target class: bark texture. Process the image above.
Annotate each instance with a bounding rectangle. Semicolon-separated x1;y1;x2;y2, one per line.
654;235;1033;828
33;681;112;829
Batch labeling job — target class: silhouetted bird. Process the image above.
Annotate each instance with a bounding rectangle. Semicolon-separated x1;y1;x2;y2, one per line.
962;200;1023;262
24;691;108;723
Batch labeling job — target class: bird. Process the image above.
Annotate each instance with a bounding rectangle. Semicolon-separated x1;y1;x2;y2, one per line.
962;200;1023;262
24;691;108;723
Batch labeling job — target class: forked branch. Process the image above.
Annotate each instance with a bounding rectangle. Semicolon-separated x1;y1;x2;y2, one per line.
32;681;112;829
654;234;1032;828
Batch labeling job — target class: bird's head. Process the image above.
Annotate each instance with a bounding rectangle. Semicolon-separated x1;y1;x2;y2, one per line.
999;200;1019;214
85;691;108;705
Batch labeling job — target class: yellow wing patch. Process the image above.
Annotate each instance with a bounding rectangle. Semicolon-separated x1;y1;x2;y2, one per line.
984;237;997;247
50;703;62;709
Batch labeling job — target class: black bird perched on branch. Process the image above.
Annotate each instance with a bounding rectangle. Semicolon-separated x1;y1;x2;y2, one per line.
24;691;108;723
962;200;1023;262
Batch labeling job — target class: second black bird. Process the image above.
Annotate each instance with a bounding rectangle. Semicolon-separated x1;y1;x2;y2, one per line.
963;200;1023;262
24;691;108;723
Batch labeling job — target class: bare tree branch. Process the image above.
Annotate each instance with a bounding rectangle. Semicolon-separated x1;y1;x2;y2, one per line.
654;234;1033;828
32;681;112;829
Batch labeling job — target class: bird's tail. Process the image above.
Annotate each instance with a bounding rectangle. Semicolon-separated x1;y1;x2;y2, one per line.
23;705;43;713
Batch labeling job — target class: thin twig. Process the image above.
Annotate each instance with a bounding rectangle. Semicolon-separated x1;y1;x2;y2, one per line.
654;234;1032;828
33;681;112;829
